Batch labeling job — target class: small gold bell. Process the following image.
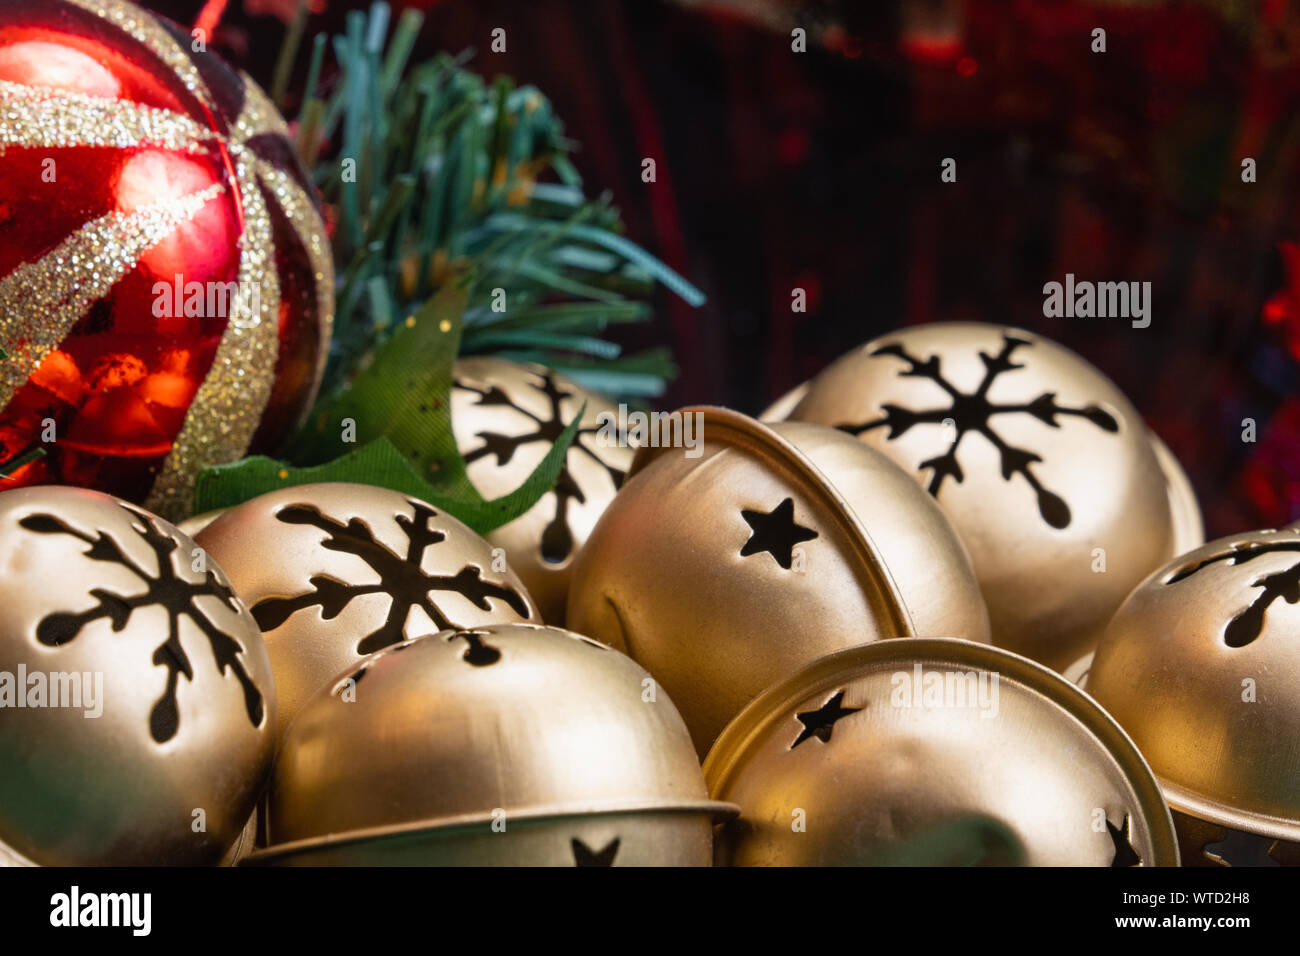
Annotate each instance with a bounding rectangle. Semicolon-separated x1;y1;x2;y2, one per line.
567;407;989;755
0;487;276;865
246;623;736;865
705;638;1179;866
450;357;632;624
1087;527;1300;866
779;322;1176;672
195;482;539;739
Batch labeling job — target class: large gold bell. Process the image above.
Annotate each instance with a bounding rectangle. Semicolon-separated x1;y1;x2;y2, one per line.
246;623;736;865
705;638;1179;866
567;407;989;755
195;482;539;738
779;322;1176;672
0;487;276;865
1086;527;1300;866
450;357;632;624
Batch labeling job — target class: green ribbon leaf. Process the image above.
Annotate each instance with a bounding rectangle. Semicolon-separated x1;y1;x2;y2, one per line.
286;279;474;495
197;277;587;532
194;416;582;536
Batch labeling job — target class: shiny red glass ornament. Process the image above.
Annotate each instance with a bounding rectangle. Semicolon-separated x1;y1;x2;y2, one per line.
0;0;333;518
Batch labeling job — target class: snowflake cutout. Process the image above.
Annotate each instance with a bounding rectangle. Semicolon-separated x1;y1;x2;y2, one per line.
19;503;264;744
837;333;1119;528
248;500;531;656
1165;538;1300;647
455;369;625;562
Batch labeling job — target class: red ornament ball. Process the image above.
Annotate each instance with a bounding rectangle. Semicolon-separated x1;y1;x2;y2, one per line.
0;0;334;519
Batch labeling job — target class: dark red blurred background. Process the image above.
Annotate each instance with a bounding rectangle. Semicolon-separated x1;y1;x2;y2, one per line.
157;0;1300;536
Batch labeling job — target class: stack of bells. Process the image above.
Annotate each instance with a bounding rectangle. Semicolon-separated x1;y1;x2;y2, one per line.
566;323;1196;865
1;328;1291;867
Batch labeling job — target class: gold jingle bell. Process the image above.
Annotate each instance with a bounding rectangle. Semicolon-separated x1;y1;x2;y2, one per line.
566;407;990;755
1086;527;1300;866
770;383;1205;564
450;357;632;624
705;638;1179;866
780;322;1175;672
195;482;539;739
0;487;276;865
247;623;736;865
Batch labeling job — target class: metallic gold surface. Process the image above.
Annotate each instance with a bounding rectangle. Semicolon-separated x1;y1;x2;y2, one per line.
1087;527;1300;855
784;323;1174;672
1150;431;1204;555
566;407;989;755
450;357;632;624
195;483;540;739
0;486;276;865
1064;430;1204;688
176;508;228;539
218;813;260;868
247;624;735;865
705;638;1178;866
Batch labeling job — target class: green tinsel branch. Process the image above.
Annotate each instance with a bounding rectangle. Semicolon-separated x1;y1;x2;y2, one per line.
285;1;704;399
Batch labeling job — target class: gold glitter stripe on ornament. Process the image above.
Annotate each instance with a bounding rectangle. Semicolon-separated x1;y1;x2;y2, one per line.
0;81;212;154
254;162;336;416
230;72;335;426
0;183;227;410
62;0;215;113
144;153;282;521
230;72;289;143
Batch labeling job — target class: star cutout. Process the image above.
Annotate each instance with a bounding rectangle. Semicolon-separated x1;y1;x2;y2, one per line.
1107;814;1141;867
572;837;619;867
837;334;1121;529
740;497;818;569
1203;829;1281;867
790;690;862;749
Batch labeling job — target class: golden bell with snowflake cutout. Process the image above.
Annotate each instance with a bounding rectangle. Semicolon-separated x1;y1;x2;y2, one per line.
1086;527;1300;866
705;637;1178;866
245;623;737;865
194;482;540;741
0;486;276;866
779;322;1176;672
767;382;1206;575
450;357;632;624
566;407;990;755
